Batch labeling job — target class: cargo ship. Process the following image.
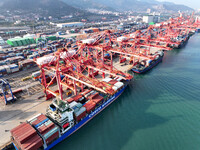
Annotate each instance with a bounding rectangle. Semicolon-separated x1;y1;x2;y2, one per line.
131;50;164;74
10;77;130;150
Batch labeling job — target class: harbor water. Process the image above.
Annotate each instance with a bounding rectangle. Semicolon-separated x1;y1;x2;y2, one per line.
53;34;200;150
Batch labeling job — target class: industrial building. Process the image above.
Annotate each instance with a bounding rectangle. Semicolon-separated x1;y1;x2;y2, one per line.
143;15;160;24
0;36;5;45
57;22;84;28
143;15;154;24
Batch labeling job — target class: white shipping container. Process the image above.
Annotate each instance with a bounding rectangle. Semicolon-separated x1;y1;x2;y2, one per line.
102;77;112;83
81;39;95;44
74;107;86;117
0;66;6;72
69;101;78;109
60;50;76;59
155;23;161;27
130;33;136;38
114;82;124;89
117;36;127;42
32;71;41;77
36;56;56;65
8;64;19;73
2;65;11;74
112;86;118;91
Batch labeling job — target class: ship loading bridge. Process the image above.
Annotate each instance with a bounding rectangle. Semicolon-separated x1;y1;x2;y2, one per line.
36;14;200;101
85;30;165;65
36;46;133;100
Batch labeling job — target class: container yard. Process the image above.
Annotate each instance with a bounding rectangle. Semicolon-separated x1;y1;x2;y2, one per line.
0;14;200;150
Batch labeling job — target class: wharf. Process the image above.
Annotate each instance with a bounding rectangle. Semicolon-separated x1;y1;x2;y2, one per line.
0;93;51;148
113;47;162;72
0;68;50;148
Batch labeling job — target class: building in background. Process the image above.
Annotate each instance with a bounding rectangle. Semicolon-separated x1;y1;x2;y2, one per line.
57;22;84;28
0;36;5;45
143;15;160;24
147;9;151;14
143;15;154;24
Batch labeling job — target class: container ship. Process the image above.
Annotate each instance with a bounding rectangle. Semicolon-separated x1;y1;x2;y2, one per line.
131;50;164;74
10;77;130;150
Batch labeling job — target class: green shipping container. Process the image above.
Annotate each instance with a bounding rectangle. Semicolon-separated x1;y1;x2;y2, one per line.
47;36;57;41
16;40;23;46
29;38;36;44
24;38;31;45
7;37;36;47
7;39;18;47
36;38;42;43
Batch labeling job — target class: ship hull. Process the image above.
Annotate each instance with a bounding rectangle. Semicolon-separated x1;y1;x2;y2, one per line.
44;85;127;150
132;56;163;74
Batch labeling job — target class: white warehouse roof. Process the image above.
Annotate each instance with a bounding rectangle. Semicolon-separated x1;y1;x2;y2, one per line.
57;22;84;28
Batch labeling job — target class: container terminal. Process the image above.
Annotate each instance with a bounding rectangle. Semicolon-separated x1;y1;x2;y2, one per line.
0;14;200;150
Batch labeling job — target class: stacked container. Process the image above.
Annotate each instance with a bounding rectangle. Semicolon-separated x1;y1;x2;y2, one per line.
66;94;86;104
8;64;19;73
74;107;86;122
18;59;36;70
69;101;82;112
102;77;124;91
28;114;60;146
2;65;11;74
32;71;41;80
69;101;87;122
83;101;96;113
10;122;43;150
0;66;7;76
88;93;104;106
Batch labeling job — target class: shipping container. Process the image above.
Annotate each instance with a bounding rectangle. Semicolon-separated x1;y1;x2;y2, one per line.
108;79;118;85
0;66;7;75
74;107;86;122
90;93;104;105
18;59;36;70
28;114;60;146
2;65;11;74
11;122;43;150
83;100;96;113
8;64;19;73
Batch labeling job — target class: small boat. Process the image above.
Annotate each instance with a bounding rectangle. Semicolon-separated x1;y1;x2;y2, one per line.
132;50;164;74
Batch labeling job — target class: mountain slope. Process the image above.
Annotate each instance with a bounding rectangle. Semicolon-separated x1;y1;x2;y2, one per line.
61;0;115;11
91;0;193;12
0;0;86;18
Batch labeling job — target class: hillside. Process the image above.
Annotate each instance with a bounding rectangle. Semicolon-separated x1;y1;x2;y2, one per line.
0;0;86;18
91;0;193;12
61;0;115;11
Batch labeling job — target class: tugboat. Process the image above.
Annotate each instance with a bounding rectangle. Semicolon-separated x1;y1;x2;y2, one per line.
132;50;164;74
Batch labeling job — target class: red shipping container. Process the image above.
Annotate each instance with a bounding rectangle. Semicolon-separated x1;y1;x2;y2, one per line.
73;94;83;102
17;128;37;144
80;89;92;97
30;114;47;126
11;123;27;134
11;124;29;139
88;93;99;100
75;110;86;122
120;58;126;63
84;101;96;113
45;131;59;145
37;114;47;121
12;124;34;141
11;122;43;150
40;123;55;135
66;97;74;103
20;135;43;150
108;79;118;85
92;95;104;105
